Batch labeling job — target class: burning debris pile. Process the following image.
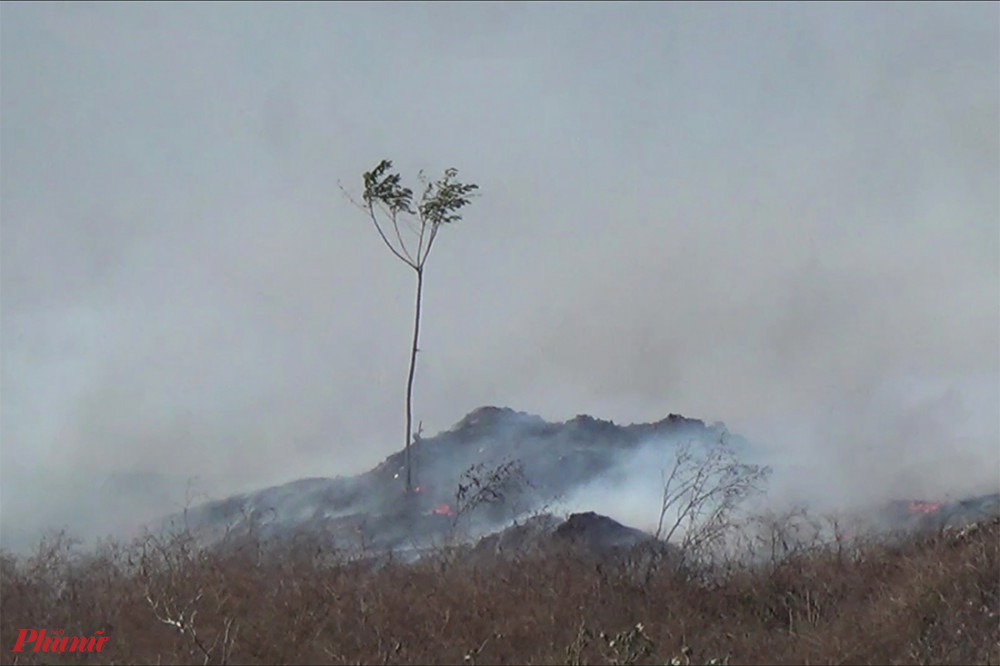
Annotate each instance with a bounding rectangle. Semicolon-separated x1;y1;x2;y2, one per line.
875;493;1000;533
161;405;1000;560
164;407;740;553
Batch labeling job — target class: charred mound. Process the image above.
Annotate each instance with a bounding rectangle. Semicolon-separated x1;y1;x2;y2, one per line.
467;511;679;566
164;406;738;552
553;511;660;550
160;405;997;557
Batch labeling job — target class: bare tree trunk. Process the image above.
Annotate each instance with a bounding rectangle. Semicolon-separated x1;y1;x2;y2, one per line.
404;267;424;494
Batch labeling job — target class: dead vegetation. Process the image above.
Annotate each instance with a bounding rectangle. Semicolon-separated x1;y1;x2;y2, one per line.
2;512;997;666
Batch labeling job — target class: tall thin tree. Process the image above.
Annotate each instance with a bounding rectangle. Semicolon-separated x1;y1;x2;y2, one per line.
344;160;479;493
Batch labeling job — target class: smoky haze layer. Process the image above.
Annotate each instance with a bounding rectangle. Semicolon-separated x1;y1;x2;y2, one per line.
1;3;997;552
147;407;1000;559
155;408;750;554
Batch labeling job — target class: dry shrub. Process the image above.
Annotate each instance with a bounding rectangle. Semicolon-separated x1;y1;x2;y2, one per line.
1;515;997;665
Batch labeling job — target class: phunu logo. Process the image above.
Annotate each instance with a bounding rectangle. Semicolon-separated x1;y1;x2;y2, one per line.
9;628;109;653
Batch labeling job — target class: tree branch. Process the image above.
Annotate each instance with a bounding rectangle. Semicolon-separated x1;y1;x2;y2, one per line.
367;202;416;268
390;211;416;266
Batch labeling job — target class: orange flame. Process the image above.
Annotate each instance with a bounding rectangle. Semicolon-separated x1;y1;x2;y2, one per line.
433;503;454;516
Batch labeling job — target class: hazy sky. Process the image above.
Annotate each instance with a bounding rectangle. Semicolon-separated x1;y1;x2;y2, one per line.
2;2;998;547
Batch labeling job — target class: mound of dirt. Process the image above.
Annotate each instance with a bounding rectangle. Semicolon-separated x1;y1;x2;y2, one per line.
467;511;679;571
553;511;660;550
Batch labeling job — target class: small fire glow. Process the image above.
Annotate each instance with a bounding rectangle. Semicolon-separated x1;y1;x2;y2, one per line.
433;503;454;516
908;501;942;515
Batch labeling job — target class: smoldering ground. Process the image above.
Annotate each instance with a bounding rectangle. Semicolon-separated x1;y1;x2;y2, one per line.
1;3;997;553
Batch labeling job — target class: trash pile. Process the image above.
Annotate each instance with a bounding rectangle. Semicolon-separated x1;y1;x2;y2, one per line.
161;405;1000;560
165;406;736;554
